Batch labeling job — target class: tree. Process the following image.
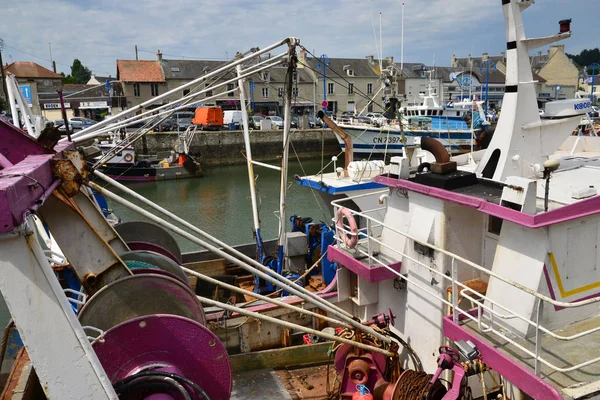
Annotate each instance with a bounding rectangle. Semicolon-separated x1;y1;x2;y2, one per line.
566;48;600;69
61;59;92;84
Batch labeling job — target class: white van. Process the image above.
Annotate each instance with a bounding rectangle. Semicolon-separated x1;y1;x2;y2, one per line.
223;110;243;129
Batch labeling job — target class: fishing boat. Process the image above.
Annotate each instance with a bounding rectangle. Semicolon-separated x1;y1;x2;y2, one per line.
93;131;203;182
325;3;600;398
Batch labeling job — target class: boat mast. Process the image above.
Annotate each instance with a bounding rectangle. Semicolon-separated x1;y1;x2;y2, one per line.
277;41;298;274
236;63;265;260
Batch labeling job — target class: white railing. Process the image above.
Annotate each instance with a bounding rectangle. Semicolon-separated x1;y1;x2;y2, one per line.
331;191;600;377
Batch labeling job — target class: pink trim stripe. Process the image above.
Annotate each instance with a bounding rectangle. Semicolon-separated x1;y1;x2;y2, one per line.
328;246;402;283
375;176;600;229
443;313;562;399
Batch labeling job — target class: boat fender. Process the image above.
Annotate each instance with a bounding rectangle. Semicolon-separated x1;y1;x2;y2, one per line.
336;207;358;249
123;153;133;162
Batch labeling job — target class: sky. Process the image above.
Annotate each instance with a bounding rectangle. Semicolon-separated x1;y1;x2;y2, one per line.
1;0;598;77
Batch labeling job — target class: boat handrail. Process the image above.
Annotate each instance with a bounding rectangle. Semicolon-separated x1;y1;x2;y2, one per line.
331;192;600;376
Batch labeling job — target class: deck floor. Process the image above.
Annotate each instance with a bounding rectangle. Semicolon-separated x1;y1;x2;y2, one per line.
232;363;336;400
463;314;600;398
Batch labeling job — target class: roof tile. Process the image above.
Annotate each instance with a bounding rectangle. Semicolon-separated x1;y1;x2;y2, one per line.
3;61;62;79
117;60;165;82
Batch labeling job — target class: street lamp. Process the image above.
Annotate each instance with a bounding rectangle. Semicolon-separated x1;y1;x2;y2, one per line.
316;54;330;112
479;59;496;116
585;63;600;105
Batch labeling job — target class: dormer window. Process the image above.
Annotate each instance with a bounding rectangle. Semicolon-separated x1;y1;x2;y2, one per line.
347;69;354;77
343;65;354;77
261;72;270;82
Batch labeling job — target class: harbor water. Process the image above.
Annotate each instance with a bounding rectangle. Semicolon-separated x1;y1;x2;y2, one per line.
108;159;333;253
0;159;333;328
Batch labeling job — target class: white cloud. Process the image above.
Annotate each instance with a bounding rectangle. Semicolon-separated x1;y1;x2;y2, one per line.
0;0;594;76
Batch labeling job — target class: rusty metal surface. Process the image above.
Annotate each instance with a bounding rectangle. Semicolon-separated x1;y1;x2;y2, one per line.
35;126;61;150
0;349;44;400
50;159;83;197
275;363;337;400
63;150;89;180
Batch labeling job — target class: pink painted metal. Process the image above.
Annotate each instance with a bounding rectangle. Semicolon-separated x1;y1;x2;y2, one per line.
127;241;181;264
328;245;402;283
93;314;232;400
375;175;600;229
443;313;562;399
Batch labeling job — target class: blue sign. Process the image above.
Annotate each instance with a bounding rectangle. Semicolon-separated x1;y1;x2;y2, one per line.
19;84;32;105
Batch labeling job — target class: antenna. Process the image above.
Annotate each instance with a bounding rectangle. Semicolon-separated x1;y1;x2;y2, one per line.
401;2;405;72
379;12;383;73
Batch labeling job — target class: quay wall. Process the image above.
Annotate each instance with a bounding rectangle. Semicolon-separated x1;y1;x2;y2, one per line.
137;129;340;167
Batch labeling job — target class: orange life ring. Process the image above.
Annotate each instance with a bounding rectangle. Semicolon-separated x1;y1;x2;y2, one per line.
123;153;133;162
336;207;358;249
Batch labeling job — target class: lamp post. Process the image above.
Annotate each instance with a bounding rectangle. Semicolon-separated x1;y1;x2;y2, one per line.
479;59;496;116
586;63;600;105
317;54;330;112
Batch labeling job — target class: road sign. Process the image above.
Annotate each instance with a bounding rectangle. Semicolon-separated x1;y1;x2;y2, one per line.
321;100;328;108
19;84;32;105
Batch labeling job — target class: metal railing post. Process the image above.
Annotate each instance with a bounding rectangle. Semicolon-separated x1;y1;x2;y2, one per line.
535;298;544;376
451;257;458;323
366;218;372;268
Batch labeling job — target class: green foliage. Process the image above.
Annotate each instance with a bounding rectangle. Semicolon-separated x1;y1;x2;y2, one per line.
566;48;600;69
62;59;92;84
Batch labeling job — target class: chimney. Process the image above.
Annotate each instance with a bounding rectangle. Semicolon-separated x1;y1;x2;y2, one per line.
157;50;163;61
366;55;374;64
451;54;456;67
482;52;489;61
385;56;394;64
298;49;307;65
549;44;565;58
500;51;505;61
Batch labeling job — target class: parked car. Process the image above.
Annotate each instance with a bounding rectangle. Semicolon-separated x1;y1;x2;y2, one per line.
266;115;284;129
55;119;82;135
365;112;386;126
192;108;223;131
223;110;243;130
159;117;177;131
291;116;299;129
307;115;323;128
250;115;265;130
174;111;196;131
590;106;600;118
69;117;97;128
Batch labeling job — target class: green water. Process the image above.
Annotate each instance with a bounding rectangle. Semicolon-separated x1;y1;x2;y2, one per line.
108;159;333;253
0;159;333;329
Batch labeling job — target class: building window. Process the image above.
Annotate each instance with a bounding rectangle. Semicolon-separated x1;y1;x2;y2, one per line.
348;83;354;95
292;87;299;98
367;83;373;94
227;83;235;97
183;89;190;97
367;102;374;112
347;101;355;112
205;83;212;97
408;85;412;95
262;87;269;99
278;87;284;97
151;83;159;96
133;83;140;97
292;72;298;83
328;82;334;95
